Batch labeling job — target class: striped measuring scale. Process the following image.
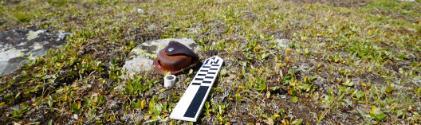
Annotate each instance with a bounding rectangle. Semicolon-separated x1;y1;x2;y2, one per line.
170;56;224;122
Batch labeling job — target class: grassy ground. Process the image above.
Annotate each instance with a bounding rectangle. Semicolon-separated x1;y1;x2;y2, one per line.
0;0;420;124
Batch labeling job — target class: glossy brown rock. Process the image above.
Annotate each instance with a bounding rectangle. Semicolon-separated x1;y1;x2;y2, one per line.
153;41;199;74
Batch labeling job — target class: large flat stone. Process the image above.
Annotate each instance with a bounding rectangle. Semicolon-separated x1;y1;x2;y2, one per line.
0;29;70;76
123;38;200;76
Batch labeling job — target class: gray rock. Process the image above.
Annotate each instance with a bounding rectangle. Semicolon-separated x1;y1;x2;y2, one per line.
122;38;199;77
0;29;70;76
123;57;154;74
274;38;290;48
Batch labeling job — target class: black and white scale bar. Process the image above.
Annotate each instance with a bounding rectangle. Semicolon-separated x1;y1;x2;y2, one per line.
170;56;224;122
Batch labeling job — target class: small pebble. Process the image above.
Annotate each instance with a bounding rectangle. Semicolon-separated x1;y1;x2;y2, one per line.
136;8;144;14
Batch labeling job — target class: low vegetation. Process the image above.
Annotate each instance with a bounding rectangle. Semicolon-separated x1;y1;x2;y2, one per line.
0;0;420;124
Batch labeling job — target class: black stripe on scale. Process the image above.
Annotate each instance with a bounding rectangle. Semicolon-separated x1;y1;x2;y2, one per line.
198;74;206;76
202;66;211;68
195;78;204;81
205;76;214;79
202;81;212;84
208;72;216;74
199;70;208;72
183;86;209;118
209;68;218;70
192;83;201;85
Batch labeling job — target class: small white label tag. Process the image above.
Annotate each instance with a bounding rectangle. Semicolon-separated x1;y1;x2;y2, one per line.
170;56;224;122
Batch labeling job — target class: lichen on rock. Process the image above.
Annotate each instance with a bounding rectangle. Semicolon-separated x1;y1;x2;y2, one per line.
0;29;70;76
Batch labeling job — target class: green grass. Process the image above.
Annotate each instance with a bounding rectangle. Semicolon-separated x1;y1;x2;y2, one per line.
0;0;420;124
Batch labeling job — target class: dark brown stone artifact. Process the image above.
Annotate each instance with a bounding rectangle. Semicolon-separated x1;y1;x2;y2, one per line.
153;41;199;74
